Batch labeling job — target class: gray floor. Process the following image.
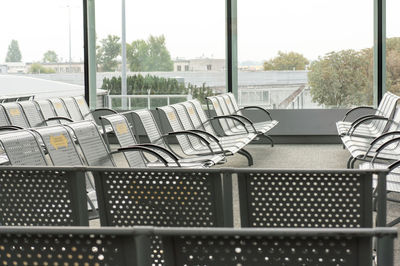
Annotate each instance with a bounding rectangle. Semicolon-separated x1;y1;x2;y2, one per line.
93;143;400;264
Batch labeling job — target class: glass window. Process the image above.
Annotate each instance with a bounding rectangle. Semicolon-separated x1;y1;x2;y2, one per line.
237;0;373;109
0;0;85;102
386;0;400;96
96;0;226;110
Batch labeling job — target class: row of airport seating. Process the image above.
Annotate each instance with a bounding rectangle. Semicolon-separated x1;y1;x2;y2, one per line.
0;94;396;265
337;91;400;227
0;165;395;265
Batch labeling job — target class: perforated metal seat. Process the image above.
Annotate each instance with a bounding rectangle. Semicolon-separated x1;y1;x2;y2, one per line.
0;226;145;265
337;92;400;137
1;102;30;128
35;99;65;126
131;109;224;167
157;105;228;164
155;227;396;266
223;93;279;134
236;169;374;228
91;167;228;265
207;95;276;146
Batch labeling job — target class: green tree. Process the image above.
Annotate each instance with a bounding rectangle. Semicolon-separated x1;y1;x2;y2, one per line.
97;35;121;72
43;50;58;63
5;40;22;62
308;50;371;107
263;51;309;70
28;63;56;74
126;35;173;71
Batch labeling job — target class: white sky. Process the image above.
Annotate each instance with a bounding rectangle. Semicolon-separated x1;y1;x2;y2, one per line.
0;0;399;63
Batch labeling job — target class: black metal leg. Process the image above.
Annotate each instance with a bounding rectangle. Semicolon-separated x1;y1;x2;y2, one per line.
238;149;253;166
347;156;353;169
262;134;274;147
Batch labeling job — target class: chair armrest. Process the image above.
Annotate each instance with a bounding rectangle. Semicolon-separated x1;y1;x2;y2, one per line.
84;108;117;118
371;136;400;164
348;116;388;137
209;116;250;133
187;129;225;154
363;131;400;159
133;143;181;167
342;106;376;121
0;125;23;131
239;106;273;120
111;145;169;167
37;116;74;126
228;114;258;133
165;131;217;155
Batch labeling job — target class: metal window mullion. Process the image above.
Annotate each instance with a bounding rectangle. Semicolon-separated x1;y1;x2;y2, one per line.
226;0;238;99
373;0;386;106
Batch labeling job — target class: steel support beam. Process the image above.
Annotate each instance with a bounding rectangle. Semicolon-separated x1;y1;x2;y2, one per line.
373;0;386;106
87;0;97;109
226;0;238;99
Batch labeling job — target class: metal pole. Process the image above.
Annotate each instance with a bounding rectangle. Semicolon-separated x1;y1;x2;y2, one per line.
373;0;386;106
83;0;89;104
226;0;238;99
87;0;97;109
121;0;127;110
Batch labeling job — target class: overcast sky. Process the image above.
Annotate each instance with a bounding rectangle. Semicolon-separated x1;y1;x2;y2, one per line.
0;0;399;64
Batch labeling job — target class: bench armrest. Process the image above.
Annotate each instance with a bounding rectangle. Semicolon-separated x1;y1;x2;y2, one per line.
133;143;181;167
239;106;273;120
187;129;225;154
342;106;376;121
112;145;169;167
363;131;400;159
347;116;388;137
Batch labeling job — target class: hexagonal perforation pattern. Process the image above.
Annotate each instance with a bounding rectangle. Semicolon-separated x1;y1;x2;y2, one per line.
0;232;131;266
0;169;78;226
239;172;370;228
171;235;360;266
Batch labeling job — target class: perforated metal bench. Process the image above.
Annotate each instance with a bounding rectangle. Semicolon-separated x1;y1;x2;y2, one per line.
0;166;87;226
131;109;225;167
0;226;151;265
155;227;397;266
207;95;276;146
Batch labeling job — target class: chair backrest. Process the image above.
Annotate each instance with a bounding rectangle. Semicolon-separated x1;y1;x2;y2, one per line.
221;94;237;115
171;104;204;148
64;121;115;167
373;92;400;132
0;227;140;264
91;167;226;265
61;97;84;121
100;113;147;168
131;109;168;149
157;227;382;266
34;126;84;166
227;92;241;112
207;96;233;132
48;98;70;118
1;102;30;128
35;99;60;126
0;105;10;127
237;169;373;228
0;166;88;226
0;130;47;165
189;99;216;134
18;101;45;127
157;106;196;152
73;96;94;120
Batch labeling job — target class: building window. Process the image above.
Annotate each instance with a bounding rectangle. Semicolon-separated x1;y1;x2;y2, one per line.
177;65;182;71
185;65;189;71
207;64;212;71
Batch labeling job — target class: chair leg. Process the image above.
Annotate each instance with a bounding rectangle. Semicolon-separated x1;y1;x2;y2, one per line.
262;134;274;147
238;149;253;166
347;156;353;169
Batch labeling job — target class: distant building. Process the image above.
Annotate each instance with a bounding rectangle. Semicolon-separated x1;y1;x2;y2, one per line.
174;58;225;72
5;62;26;74
0;65;7;74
